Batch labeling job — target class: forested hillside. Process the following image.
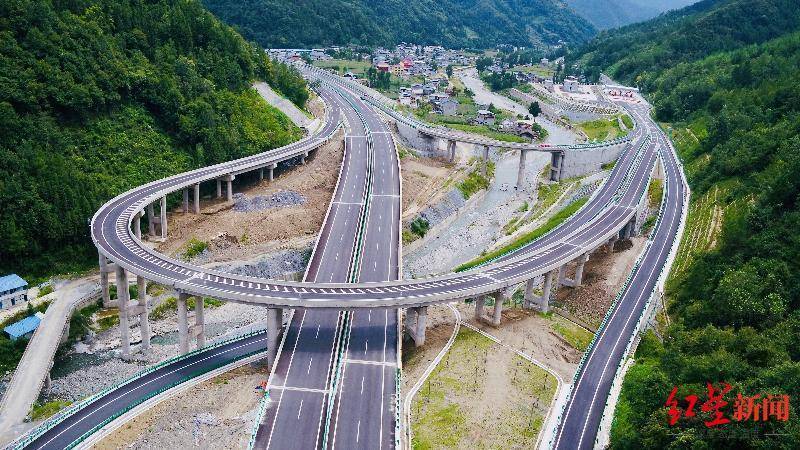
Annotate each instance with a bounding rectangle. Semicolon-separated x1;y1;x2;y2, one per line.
0;0;308;279
201;0;596;49
564;0;698;30
566;1;800;447
568;0;800;86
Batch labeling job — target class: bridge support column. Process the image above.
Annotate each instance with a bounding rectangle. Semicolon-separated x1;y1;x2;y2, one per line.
193;183;200;214
116;266;131;359
573;253;590;287
182;188;189;213
147;203;156;237
259;168;264;182
301;151;308;165
559;253;590;288
606;236;618;253
523;278;536;309
550;152;564;182
447;140;456;162
405;307;428;346
490;291;504;326
538;271;554;313
268;163;276;181
99;253;112;308
265;308;283;367
517;150;527;190
159;196;167;239
133;212;142;240
216;179;222;198
482;145;490;177
137;276;150;351
177;293;190;354
226;176;233;202
193;297;205;349
474;296;486;321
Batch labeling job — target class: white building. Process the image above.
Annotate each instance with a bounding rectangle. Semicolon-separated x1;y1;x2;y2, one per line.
563;76;581;93
0;274;29;310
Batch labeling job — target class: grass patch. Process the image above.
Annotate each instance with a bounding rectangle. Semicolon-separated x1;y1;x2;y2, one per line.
409;217;430;238
621;114;634;129
578;116;627;141
443;123;529;143
182;238;208;260
457;162;495;199
647;178;663;207
550;317;593;351
411;327;556;449
456;197;588;272
30;400;72;421
151;296;223;320
37;285;53;298
601;160;617;171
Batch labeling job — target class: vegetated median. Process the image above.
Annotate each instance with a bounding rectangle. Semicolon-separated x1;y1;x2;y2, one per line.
411;327;557;449
455;197;588;272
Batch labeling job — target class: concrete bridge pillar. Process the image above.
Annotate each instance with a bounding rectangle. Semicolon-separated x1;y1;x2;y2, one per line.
301;151;309;165
259;168;264;182
606;236;618;253
474;296;486;321
225;176;233;202
517;150;528;190
265;308;283;367
268;163;276;181
193;183;201;214
490;291;504;327
116;266;131;359
193;297;205;349
550;152;564;182
405;306;428;347
177;293;190;354
447;139;456;162
147;203;156;237
99;253;112;308
137;276;150;351
573;253;590;287
133;212;142;240
216;179;222;199
539;271;554;313
182;188;189;213
159;196;167;239
482;145;490;177
523;278;537;309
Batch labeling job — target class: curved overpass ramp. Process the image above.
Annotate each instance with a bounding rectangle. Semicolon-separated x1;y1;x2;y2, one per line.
10;67;686;449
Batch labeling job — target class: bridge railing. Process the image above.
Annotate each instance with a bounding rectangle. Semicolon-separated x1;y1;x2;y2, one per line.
10;328;268;449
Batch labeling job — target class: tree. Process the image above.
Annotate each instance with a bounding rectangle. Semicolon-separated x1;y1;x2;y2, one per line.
446;64;454;77
528;101;541;120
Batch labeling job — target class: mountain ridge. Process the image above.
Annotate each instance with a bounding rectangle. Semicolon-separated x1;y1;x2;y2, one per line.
201;0;597;49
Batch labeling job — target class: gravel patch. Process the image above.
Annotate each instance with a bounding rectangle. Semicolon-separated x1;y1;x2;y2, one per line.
415;188;466;228
233;190;305;213
214;247;311;280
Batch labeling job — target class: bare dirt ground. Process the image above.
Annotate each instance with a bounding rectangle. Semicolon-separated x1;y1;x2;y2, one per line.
157;129;344;263
95;362;268;449
556;237;647;328
399;150;458;220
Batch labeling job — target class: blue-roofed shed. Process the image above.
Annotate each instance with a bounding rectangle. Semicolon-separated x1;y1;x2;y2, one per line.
0;274;27;293
0;274;29;310
4;315;41;340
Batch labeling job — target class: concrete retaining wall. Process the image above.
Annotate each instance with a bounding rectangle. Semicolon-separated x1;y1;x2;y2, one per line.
394;121;437;153
560;142;626;179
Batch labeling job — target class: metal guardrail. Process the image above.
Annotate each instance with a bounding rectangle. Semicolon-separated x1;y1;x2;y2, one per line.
10;328;267;449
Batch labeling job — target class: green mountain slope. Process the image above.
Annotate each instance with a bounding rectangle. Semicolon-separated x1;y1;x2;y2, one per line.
564;0;698;30
201;0;596;49
569;0;800;86
0;0;307;279
565;1;800;447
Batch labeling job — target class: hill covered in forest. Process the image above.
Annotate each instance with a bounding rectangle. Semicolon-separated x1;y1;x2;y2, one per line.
566;0;800;447
201;0;596;49
0;0;308;279
564;0;698;30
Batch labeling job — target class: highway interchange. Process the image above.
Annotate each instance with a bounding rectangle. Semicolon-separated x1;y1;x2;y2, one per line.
12;60;687;450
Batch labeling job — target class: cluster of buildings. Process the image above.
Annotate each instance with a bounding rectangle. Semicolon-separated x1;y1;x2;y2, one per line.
371;44;476;79
396;76;459;114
